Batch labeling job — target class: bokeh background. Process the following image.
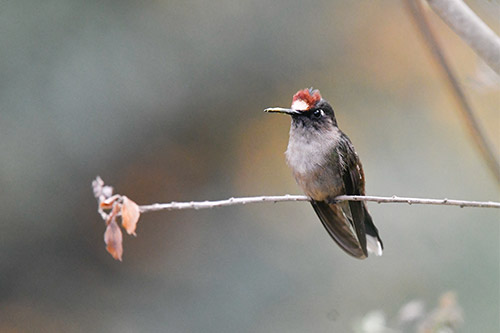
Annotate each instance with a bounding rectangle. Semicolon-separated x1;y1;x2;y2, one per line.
1;0;499;332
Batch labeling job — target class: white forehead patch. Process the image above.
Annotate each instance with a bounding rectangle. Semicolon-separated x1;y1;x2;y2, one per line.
291;99;309;111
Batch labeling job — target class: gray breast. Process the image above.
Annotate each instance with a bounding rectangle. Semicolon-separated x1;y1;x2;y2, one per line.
285;125;345;200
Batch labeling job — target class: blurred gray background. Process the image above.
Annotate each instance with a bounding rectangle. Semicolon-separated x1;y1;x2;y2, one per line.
1;0;499;332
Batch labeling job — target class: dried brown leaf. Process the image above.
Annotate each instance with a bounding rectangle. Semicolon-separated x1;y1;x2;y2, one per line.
100;195;121;210
104;219;123;261
121;196;140;236
105;202;121;226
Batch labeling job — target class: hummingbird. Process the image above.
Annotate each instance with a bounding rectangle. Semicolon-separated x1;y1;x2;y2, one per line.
265;88;383;259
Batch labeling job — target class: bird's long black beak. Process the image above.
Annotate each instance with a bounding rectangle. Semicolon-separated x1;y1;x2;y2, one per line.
264;107;301;115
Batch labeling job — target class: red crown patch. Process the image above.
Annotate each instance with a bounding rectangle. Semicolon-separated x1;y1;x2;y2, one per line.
291;88;321;111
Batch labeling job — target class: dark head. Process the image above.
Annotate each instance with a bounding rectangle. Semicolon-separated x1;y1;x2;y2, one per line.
264;88;338;129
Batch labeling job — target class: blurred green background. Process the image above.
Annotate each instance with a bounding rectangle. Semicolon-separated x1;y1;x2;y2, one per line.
1;0;499;332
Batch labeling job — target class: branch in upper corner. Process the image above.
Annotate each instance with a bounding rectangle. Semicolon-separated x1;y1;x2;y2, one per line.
426;0;500;75
405;0;500;185
92;176;500;260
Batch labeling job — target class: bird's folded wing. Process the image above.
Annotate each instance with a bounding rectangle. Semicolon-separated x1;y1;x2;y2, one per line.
311;200;366;259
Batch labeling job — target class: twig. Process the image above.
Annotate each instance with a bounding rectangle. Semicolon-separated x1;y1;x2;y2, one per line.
92;177;500;218
426;0;500;75
92;177;500;260
139;195;309;212
138;194;500;212
405;0;500;185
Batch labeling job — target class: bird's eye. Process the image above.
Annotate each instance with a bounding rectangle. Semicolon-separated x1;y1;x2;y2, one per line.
313;109;324;118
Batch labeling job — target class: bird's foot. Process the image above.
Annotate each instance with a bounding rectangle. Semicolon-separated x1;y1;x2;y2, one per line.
326;197;341;205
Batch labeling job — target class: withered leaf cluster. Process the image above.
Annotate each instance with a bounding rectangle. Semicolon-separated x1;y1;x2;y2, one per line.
93;177;141;261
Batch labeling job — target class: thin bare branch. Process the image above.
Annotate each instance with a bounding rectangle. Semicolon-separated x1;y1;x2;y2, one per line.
92;177;500;261
138;194;500;212
426;0;500;75
92;178;500;222
405;0;500;185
